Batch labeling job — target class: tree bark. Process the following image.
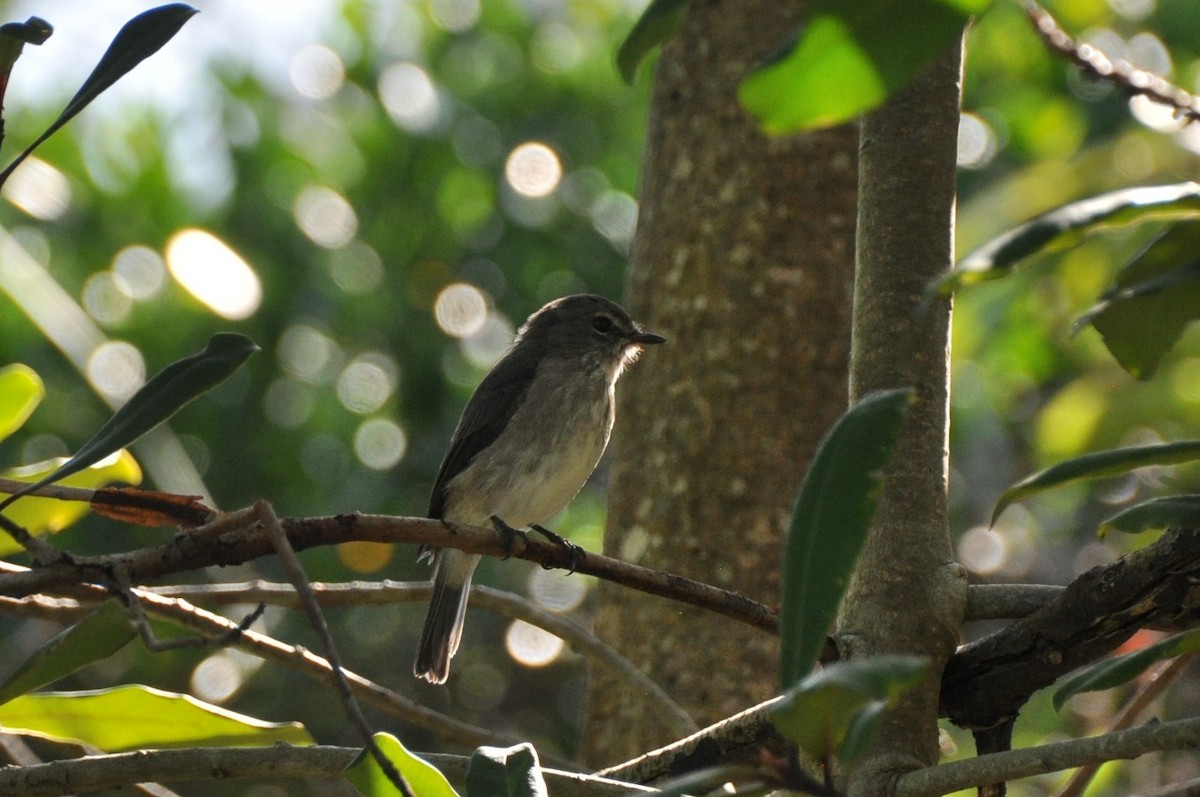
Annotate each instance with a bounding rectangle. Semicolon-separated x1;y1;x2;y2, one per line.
835;40;969;795
582;0;859;767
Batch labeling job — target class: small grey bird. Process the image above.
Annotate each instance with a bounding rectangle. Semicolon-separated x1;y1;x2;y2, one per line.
414;294;664;684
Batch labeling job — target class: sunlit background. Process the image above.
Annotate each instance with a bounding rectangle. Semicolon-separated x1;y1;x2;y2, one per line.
0;0;1198;792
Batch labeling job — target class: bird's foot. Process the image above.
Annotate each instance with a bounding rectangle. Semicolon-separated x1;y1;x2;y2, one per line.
489;515;528;560
531;524;585;574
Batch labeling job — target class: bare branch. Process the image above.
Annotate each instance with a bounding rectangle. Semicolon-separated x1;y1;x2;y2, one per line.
894;716;1200;797
1024;0;1200;123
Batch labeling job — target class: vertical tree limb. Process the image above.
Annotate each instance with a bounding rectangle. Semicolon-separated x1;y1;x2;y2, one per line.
835;38;970;795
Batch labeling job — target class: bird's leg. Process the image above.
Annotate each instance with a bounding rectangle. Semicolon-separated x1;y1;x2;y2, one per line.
489;515;528;560
531;524;584;574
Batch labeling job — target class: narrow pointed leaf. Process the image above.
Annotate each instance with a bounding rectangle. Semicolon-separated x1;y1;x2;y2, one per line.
770;656;927;761
615;0;687;85
740;1;990;135
346;732;458;797
933;183;1200;295
466;744;548;797
1053;630;1200;711
0;333;257;513
0;451;142;555
0;17;52;132
0;601;134;705
780;388;912;689
992;440;1200;525
1101;495;1200;536
1077;223;1200;379
0;685;312;751
0;363;44;442
0;4;197;187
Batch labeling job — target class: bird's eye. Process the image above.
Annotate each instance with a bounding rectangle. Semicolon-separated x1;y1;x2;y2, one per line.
592;315;615;335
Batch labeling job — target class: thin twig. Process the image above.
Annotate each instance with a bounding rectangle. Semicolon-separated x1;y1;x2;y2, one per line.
1054;651;1200;797
893;716;1200;796
259;500;413;797
1023;0;1200;123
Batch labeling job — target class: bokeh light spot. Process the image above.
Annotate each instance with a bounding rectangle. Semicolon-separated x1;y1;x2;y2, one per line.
264;377;315;429
2;156;71;220
337;353;398;414
354;417;408;470
434;283;488;338
957;112;997;169
290;44;345;100
527;567;587;613
191;653;244;704
429;0;481;33
112;245;167;300
278;325;340;385
379;62;441;133
505;619;564;669
83;272;134;326
338;540;394;573
590;190;638;249
504;142;562;198
294;185;358;249
166;229;262;320
957;526;1009;576
462;313;515;369
86;341;145;402
329;242;384;295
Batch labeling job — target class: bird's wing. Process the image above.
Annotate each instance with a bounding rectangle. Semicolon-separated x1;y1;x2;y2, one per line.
427;348;538;519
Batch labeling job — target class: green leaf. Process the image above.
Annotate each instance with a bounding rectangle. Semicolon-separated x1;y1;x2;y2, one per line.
1053;630;1200;711
0;601;135;705
0;450;142;555
615;0;687;85
346;732;459;797
739;1;988;135
0;17;52;134
934;183;1200;295
0;333;258;513
1077;222;1200;379
1100;495;1200;536
770;656;927;761
0;685;312;751
466;744;548;797
991;440;1200;525
0;363;44;442
0;4;198;187
780;388;912;689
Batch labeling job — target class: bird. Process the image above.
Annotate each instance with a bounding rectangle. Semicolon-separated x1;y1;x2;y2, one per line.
413;293;665;684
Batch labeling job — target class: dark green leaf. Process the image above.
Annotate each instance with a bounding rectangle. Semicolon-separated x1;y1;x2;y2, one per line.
1078;223;1200;379
1101;495;1200;536
615;0;687;85
0;685;312;750
0;601;135;705
780;388;912;689
934;183;1200;295
739;1;988;134
0;4;197;187
0;17;51;130
991;440;1200;525
770;656;927;761
0;333;258;513
1053;630;1200;710
346;732;458;797
465;744;548;797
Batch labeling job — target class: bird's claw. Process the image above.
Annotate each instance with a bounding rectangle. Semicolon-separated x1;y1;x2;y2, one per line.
489;515;527;560
531;524;584;573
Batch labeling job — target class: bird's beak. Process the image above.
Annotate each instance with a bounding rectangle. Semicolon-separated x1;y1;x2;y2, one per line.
629;330;666;346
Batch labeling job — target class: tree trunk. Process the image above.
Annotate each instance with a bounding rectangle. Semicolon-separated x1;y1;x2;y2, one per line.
835;40;970;795
582;0;858;766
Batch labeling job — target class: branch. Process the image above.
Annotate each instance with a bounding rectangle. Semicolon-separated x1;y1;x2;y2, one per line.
1023;1;1200;124
0;510;778;633
894;716;1200;797
942;526;1200;730
0;744;656;797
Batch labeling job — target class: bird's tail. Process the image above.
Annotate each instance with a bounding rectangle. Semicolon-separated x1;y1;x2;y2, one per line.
413;550;478;684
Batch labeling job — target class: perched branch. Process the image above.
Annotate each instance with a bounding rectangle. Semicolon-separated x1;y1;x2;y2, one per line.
942;526;1200;730
0;510;778;633
1024;0;1200;123
894;716;1200;797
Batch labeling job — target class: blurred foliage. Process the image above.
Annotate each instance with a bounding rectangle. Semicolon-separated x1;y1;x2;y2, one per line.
0;0;1198;793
